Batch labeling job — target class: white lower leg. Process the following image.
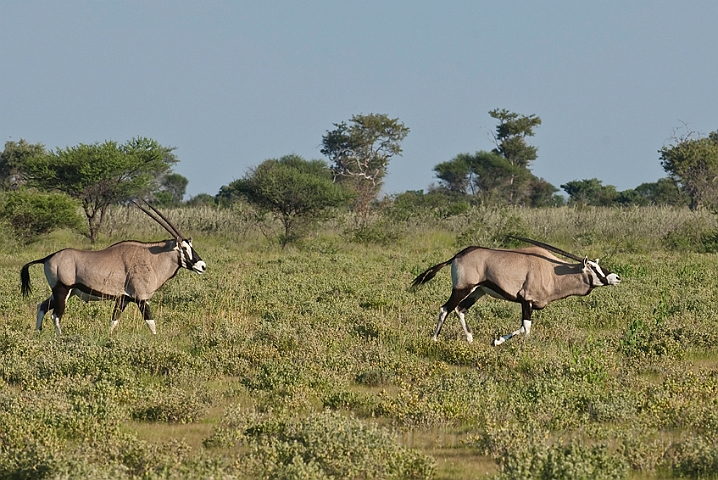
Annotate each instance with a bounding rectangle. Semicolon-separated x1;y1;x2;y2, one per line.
145;319;156;335
456;310;473;343
493;322;529;346
110;320;119;333
51;314;62;335
523;319;532;337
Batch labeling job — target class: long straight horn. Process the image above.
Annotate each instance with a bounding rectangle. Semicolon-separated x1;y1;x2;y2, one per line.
142;199;185;238
508;236;585;262
132;200;182;238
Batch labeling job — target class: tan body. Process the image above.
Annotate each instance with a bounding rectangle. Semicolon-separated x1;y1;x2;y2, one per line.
45;240;182;301
450;246;593;308
412;242;620;345
21;238;206;335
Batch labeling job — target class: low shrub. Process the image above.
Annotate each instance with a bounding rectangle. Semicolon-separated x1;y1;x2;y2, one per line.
131;387;208;424
662;217;718;253
0;189;83;242
497;442;628;480
239;410;436;480
668;436;718;479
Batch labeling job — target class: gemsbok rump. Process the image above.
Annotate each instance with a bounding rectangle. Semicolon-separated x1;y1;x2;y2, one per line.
411;237;620;346
20;201;206;335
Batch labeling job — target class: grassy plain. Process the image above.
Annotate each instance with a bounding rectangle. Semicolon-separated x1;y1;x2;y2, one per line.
2;205;718;479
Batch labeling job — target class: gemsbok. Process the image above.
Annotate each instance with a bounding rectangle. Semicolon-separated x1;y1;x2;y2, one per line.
20;201;206;335
412;237;620;345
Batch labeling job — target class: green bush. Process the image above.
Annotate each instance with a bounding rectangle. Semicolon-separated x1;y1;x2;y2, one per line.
0;189;83;242
344;217;403;245
240;411;436;480
497;442;628;480
662;217;718;252
668;436;718;478
131;387;208;424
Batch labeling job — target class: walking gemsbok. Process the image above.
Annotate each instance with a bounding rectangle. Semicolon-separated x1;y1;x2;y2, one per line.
411;237;620;345
20;200;206;335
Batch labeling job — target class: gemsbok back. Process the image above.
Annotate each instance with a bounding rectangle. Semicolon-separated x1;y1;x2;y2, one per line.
20;201;206;335
411;237;620;346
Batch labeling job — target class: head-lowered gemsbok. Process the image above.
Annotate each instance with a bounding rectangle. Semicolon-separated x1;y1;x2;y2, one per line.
411;237;620;346
20;201;206;335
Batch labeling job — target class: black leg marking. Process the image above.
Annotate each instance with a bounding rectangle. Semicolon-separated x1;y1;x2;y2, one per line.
520;298;534;337
51;284;70;334
36;296;55;330
136;300;152;321
110;296;131;332
520;298;533;322
112;296;131;322
136;300;157;334
494;297;534;346
434;287;473;340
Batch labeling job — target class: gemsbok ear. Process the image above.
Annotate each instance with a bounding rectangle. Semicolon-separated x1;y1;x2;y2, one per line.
583;256;588;267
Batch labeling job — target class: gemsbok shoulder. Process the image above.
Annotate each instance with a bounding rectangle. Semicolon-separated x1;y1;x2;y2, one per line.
411;237;620;346
20;201;206;335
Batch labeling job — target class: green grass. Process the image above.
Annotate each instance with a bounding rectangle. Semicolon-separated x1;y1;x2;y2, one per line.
2;205;718;479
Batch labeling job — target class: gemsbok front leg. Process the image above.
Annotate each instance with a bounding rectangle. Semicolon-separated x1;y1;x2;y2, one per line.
136;300;157;335
493;298;534;346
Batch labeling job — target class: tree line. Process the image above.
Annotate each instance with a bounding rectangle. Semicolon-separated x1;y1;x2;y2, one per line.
1;111;716;246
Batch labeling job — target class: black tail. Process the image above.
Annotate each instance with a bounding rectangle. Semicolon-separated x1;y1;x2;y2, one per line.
20;257;51;298
411;259;453;288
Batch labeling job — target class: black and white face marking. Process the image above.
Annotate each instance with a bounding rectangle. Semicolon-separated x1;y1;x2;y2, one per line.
585;259;620;286
177;238;206;274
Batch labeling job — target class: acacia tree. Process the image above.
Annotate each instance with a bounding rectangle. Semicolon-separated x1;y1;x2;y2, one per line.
155;173;189;207
224;154;352;247
321;113;409;217
632;178;688;206
432;109;554;206
488;108;543;203
489;108;542;168
660;129;718;210
434;153;475;194
24;137;177;242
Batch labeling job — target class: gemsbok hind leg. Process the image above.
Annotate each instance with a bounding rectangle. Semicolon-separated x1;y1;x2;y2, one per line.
493;299;534;346
50;284;71;335
454;288;486;343
434;287;473;342
110;296;131;333
136;300;157;335
36;295;55;331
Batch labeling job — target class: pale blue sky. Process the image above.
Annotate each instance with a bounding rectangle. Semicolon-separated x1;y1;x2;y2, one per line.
2;1;717;198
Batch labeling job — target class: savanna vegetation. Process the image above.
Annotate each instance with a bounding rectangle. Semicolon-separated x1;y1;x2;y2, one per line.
3;110;718;478
3;203;718;479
